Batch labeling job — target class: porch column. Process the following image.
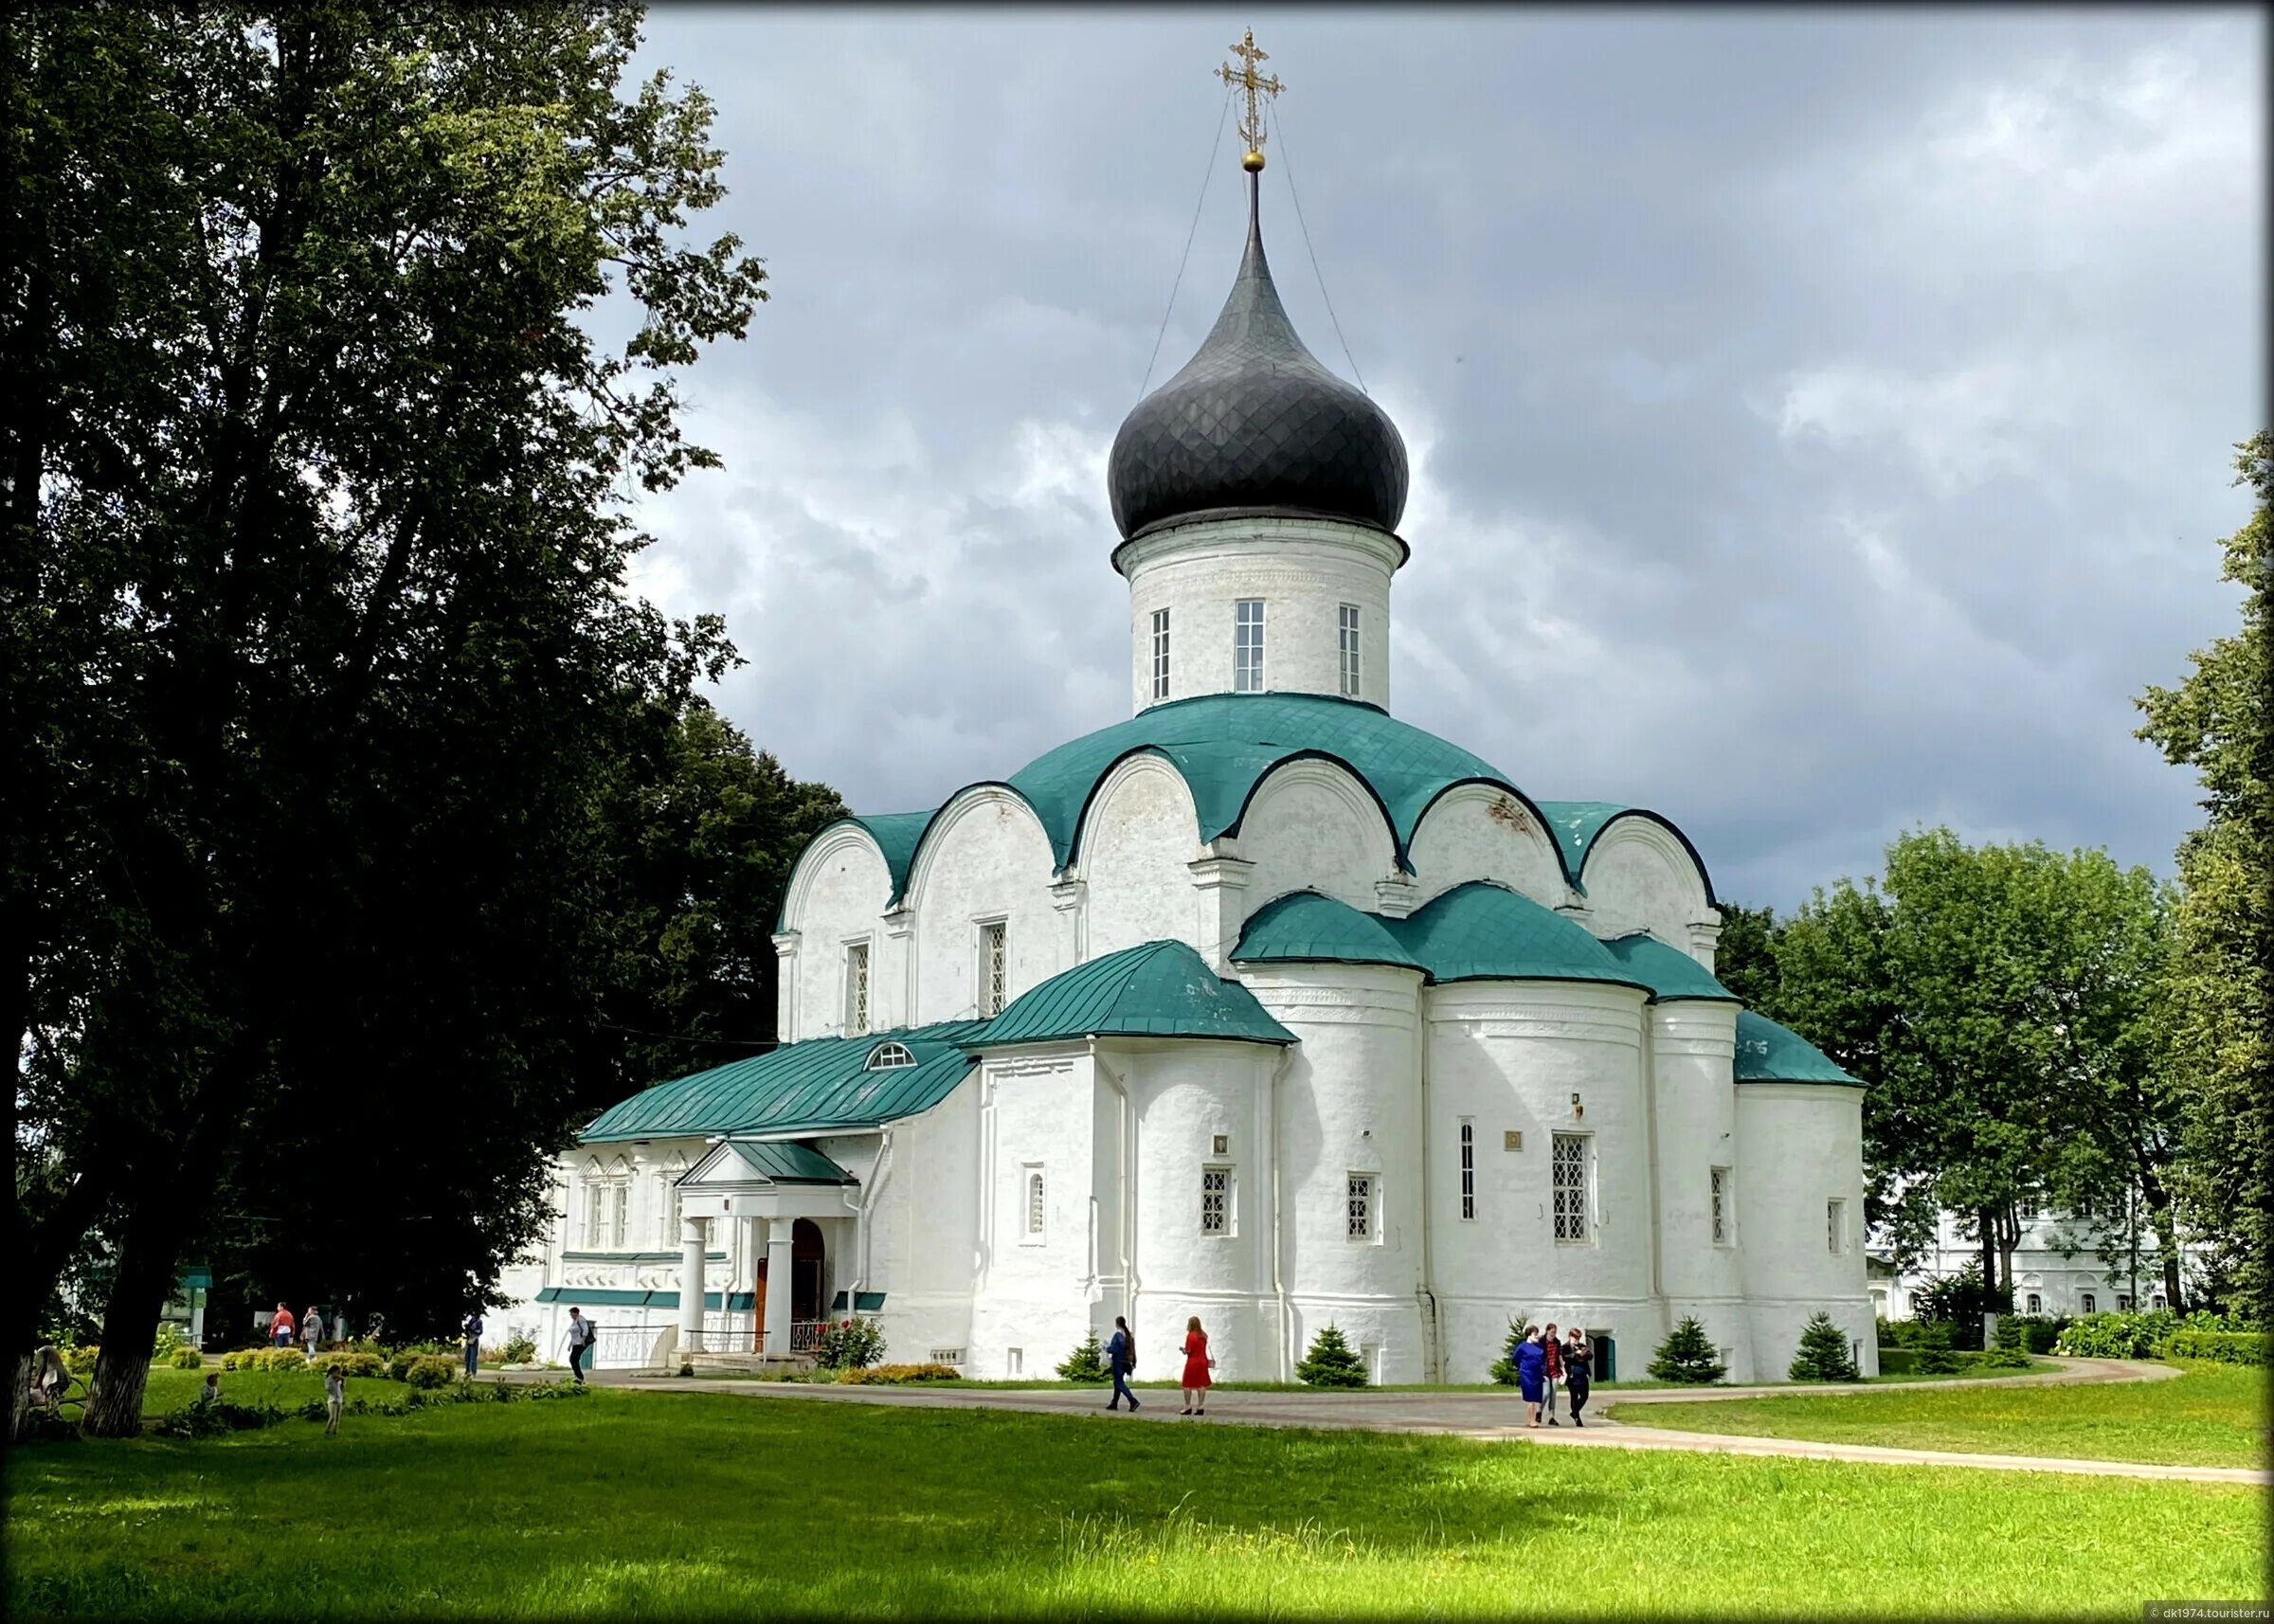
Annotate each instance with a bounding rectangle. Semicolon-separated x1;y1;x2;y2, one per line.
678;1218;707;1349
764;1217;795;1355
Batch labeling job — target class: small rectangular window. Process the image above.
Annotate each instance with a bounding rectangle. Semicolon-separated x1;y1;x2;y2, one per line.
2082;1292;2097;1313
1201;1165;1231;1236
608;1182;628;1251
845;942;871;1036
1023;1164;1045;1242
1234;599;1266;693
584;1182;605;1250
1826;1198;1845;1255
980;921;1008;1017
1458;1121;1474;1220
1710;1166;1730;1245
1338;604;1362;698
1346;1173;1374;1241
2026;1292;2042;1314
1150;607;1171;700
1551;1133;1590;1244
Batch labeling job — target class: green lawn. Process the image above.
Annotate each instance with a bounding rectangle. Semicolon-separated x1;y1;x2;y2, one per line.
8;1384;2263;1618
136;1364;403;1416
1611;1360;2273;1469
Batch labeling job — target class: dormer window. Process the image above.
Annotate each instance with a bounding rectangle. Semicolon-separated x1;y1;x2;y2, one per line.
866;1041;915;1070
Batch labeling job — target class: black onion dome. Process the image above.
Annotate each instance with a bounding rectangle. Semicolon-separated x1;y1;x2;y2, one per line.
1109;177;1408;542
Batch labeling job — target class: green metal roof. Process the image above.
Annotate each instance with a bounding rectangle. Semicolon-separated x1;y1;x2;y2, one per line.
1232;891;1425;972
712;1141;857;1184
1733;1010;1862;1086
776;811;934;929
1384;882;1650;992
979;939;1297;1048
1533;801;1720;905
1006;692;1541;879
1602;933;1738;1003
829;1290;888;1312
581;1020;991;1144
533;1287;755;1309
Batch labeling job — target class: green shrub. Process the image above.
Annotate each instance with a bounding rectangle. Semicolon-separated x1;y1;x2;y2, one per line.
1294;1324;1368;1388
1910;1262;2012;1351
255;1346;307;1372
1877;1347;1918;1375
1648;1317;1727;1384
1914;1319;1959;1374
167;1345;206;1369
812;1316;886;1371
387;1348;424;1381
499;1334;537;1366
219;1347;265;1372
2155;1328;2269;1365
837;1362;960;1384
310;1351;385;1379
404;1356;457;1390
2055;1310;2176;1359
1487;1314;1536;1385
61;1344;99;1377
152;1323;189;1360
1056;1330;1110;1382
1788;1311;1861;1381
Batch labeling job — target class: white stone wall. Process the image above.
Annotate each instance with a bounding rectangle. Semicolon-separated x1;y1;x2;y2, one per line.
1080;755;1202;960
779;825;893;1042
1644;1002;1755;1382
1734;1083;1877;1378
906;788;1064;1026
1407;784;1571;911
1244;964;1427;1384
1423;980;1659;1384
967;1046;1098;1378
1110;1038;1280;1382
1236;758;1399;917
865;1074;982;1366
1579;818;1714;965
1119;515;1402;711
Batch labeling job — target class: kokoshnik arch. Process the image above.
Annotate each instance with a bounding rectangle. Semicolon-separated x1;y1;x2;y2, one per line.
495;36;1871;1384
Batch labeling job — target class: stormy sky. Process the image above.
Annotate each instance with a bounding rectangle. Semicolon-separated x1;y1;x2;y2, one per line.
617;7;2264;911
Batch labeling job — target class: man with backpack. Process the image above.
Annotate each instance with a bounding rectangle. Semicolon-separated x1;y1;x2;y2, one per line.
461;1309;485;1379
1105;1315;1140;1412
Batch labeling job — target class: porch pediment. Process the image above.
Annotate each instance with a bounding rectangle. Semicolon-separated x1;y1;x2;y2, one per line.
677;1138;857;1222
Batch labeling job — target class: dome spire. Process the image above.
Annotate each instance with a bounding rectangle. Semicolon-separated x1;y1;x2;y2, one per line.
1218;27;1283;174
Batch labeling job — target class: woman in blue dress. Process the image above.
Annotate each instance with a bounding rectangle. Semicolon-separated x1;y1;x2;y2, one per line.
1515;1326;1547;1428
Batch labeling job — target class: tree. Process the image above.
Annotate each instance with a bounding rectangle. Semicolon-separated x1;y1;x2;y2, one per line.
4;5;768;1434
1711;904;1783;1009
1056;1330;1110;1384
1294;1323;1368;1388
2135;431;2274;1324
1646;1316;1726;1384
1775;831;2175;1301
1787;1311;1860;1382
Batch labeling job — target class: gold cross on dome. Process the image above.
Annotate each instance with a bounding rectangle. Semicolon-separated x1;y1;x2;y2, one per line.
1217;27;1284;171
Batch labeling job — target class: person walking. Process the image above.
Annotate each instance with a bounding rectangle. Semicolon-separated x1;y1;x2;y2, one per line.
565;1308;592;1383
1105;1315;1140;1412
1179;1316;1214;1416
1514;1326;1547;1427
323;1363;345;1436
302;1307;324;1359
269;1303;296;1350
461;1309;485;1379
1541;1321;1563;1425
1563;1328;1593;1428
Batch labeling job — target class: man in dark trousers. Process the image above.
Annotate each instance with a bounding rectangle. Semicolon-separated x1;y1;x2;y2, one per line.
1105;1315;1141;1412
461;1309;485;1379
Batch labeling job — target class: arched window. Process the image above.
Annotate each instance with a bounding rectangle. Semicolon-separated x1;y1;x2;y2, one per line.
866;1041;915;1070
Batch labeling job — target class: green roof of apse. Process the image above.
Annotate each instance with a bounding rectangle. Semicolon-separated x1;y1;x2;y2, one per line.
580;1020;991;1143
1383;882;1650;992
1232;892;1425;972
1601;933;1738;1002
1733;1010;1861;1086
980;939;1296;1048
1532;801;1721;906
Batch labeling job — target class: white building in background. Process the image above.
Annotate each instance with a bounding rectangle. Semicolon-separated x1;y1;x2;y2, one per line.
1881;1205;2191;1322
494;135;1874;1387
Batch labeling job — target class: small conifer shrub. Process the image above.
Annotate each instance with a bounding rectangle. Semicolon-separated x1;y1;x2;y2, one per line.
1295;1323;1368;1388
1914;1318;1960;1374
1648;1316;1728;1384
1788;1311;1862;1381
1056;1329;1110;1383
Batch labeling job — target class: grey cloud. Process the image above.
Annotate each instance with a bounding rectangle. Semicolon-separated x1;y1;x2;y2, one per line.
623;6;2264;909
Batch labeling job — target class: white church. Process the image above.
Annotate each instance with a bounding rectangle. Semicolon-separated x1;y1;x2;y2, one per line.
494;95;1874;1387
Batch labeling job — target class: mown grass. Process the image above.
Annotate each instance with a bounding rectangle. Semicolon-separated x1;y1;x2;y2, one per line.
7;1382;2264;1618
1613;1359;2274;1468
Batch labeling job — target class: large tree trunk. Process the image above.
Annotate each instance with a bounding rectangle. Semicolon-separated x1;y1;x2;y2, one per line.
1978;1208;1996;1289
2139;1166;2186;1313
82;1203;185;1437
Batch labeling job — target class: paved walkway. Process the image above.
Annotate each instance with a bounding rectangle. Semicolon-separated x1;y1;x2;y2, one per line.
521;1358;2262;1486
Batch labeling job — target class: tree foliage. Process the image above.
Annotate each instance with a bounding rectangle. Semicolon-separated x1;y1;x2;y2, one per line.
1294;1323;1368;1388
1646;1316;1726;1384
1787;1311;1860;1382
2134;431;2274;1324
4;4;770;1434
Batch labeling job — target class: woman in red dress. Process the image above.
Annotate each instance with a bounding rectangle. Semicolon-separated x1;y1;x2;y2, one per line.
1180;1315;1213;1416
